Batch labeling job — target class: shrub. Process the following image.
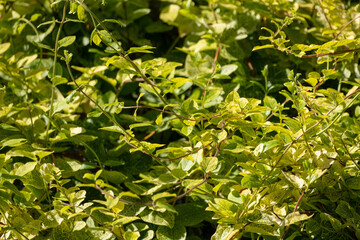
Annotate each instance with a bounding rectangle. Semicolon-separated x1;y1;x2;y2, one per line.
1;0;360;239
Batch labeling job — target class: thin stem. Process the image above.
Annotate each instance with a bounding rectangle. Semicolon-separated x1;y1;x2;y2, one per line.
235;101;337;223
45;1;68;146
344;88;360;100
75;1;169;107
210;43;221;84
65;60;169;170
124;138;213;162
62;202;125;240
300;48;360;58
280;190;306;240
317;0;335;38
168;171;211;203
335;15;360;40
234;74;359;228
122;105;221;121
340;138;360;171
317;91;360;135
272;21;289;39
203;42;221;106
94;184;153;206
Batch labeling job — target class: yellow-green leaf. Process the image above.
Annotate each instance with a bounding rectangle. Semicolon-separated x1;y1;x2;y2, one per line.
0;43;11;54
156;113;163;125
77;5;85;21
58;36;76;48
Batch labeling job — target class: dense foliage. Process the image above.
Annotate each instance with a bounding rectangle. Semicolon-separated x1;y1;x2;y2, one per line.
1;0;360;239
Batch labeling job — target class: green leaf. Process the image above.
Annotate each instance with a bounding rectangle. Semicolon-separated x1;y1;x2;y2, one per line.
282;171;306;189
0;43;11;54
253;44;275;51
128;45;155;54
100;170;128;184
346;177;360;190
48;62;63;78
99;126;124;134
58;36;76;48
139;83;161;96
200;157;218;172
140;209;175;228
77;5;85;21
284;212;314;226
175;203;209;226
40;210;64;228
241;175;261;188
155;113;163;125
254;143;264;157
211;225;238;240
70;2;77;13
160;4;180;24
221;64;238;76
320;213;342;231
146;21;173;33
16;162;37;176
152;192;176;202
1;138;27;149
51;76;68;86
128;8;151;22
264;96;277;109
156;225;186;240
113;217;140;226
124;231;141;240
335;201;355;219
73;220;86;231
91;31;102;46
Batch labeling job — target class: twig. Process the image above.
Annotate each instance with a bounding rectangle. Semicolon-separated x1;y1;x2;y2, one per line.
256;99;289;130
300;48;360;58
280;190;306;240
340;138;360;171
65;60;169;170
124;138;213;162
210;43;221;84
272;21;289;39
228;222;252;240
76;1;169;107
235;76;360;226
45;0;68;146
168;171;211;202
94;184;153;206
62;202;125;240
334;15;360;40
317;0;335;38
235;100;340;223
344;88;360;100
121;105;221;121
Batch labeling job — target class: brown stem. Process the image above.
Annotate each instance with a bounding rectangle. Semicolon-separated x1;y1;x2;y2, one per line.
210;43;221;84
293;190;306;213
344;88;360;100
340;138;360;171
334;16;360;40
280;190;306;240
168;171;211;202
300;48;360;58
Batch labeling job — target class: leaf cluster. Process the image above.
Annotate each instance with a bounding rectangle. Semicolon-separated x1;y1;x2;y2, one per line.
1;0;360;239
